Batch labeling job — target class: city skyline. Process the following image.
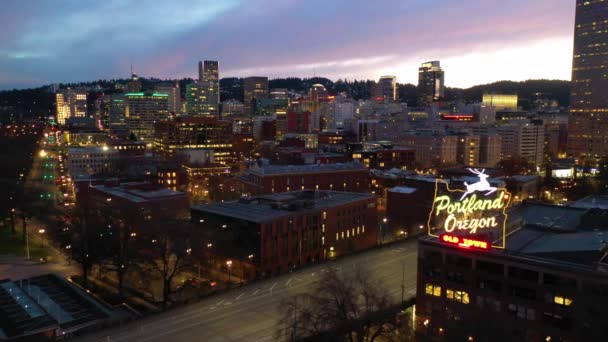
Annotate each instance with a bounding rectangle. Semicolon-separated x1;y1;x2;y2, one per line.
0;0;575;90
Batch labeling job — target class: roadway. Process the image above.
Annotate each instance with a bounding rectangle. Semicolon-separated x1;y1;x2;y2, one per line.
79;239;419;342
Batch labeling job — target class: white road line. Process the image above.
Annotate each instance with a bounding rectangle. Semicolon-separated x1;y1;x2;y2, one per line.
253;289;260;295
270;282;278;292
236;293;244;300
286;277;293;286
224;301;232;306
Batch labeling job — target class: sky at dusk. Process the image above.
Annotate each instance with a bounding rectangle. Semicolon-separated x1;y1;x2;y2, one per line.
0;0;576;90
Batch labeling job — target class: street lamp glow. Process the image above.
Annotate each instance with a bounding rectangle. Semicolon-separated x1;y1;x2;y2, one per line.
39;150;47;157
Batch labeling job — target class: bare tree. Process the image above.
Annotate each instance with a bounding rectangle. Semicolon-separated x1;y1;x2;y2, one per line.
138;214;193;306
70;204;110;289
277;266;407;342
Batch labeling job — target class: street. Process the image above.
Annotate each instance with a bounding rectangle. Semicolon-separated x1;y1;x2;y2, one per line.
79;239;419;342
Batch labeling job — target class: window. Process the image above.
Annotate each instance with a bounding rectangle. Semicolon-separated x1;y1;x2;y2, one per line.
553;295;573;306
323;211;327;220
425;284;442;297
446;289;469;304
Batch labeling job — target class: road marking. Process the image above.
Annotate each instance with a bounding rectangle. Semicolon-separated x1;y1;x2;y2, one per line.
215;299;225;306
254;336;274;342
236;293;244;300
224;301;232;306
408;289;416;295
270;282;277;292
286;277;293;286
311;272;316;277
253;289;260;295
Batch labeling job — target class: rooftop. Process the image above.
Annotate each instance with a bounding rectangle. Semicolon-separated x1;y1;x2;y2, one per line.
192;190;374;223
570;195;608;210
422;202;608;274
388;186;417;194
246;161;367;176
91;182;186;203
0;274;110;340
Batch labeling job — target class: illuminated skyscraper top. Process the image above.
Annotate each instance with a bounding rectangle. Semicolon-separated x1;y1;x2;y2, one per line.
196;60;220;117
567;0;608;163
417;61;445;106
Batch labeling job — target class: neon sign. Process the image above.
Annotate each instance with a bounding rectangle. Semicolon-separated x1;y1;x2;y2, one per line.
428;169;512;249
440;234;489;250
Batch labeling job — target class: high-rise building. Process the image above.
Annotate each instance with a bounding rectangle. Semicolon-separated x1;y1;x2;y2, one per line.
496;121;545;167
127;73;142;93
244;77;269;115
124;92;169;141
155;82;181;114
377;76;397;102
417;61;445;106
198;60;220;116
56;88;87;125
567;0;608;164
153;116;233;165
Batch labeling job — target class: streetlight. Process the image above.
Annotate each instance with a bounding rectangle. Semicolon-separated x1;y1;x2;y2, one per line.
39;150;47;158
226;260;233;282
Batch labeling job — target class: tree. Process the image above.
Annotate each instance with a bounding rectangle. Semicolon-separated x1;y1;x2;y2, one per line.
70;204;110;289
277;267;405;342
138;215;193;306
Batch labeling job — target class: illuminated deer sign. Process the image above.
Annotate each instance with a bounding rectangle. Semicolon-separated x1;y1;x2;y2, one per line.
461;169;497;200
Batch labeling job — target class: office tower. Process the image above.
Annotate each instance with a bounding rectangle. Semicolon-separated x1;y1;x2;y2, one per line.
456;135;481;167
56;88;87;125
496;121;545;167
153;116;233;165
377;76;397;102
127;72;142;93
417;61;445;106
482;94;518;110
198;60;219;117
155;82;181;114
124;92;169;141
186;83;202;116
567;0;608;164
243;76;269;115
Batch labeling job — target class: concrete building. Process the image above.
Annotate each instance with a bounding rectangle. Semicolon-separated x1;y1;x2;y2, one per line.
418;61;445;106
153;116;233;165
56;88;87;125
567;0;608;164
124;92;169;141
479;134;502;168
155;82;181;114
416;202;608;341
401;133;458;169
220;99;245;118
456;135;481;167
496;121;545;167
67;146;117;177
191;190;378;279
377;76;397;102
238;161;369;196
244;77;269;115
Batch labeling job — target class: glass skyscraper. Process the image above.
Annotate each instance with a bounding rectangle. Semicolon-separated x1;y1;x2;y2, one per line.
567;0;608;164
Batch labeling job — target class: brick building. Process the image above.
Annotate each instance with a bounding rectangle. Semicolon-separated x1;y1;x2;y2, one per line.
238;161;369;196
191;190;378;279
416;202;608;341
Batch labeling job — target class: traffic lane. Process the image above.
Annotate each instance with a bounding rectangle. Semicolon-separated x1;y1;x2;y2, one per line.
80;241;418;342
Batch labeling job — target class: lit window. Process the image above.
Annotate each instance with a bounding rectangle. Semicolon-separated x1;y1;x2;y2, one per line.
425;284;442;297
553;296;573;306
336;233;339;241
323;211;327;220
322;224;325;233
447;289;470;304
347;230;350;238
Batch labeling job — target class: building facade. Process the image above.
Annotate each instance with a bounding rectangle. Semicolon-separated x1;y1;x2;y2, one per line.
377;76;397;102
56;88;87;125
124;92;169;141
238;161;369;196
418;61;445;106
567;0;608;164
244;77;269;115
153;116;234;165
191;190;378;279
